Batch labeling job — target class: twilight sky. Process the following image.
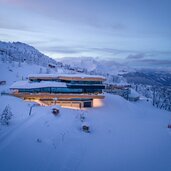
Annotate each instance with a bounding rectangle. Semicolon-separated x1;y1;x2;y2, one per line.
0;0;171;68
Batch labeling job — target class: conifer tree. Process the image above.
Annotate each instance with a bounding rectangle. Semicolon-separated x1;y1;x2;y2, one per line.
0;105;13;125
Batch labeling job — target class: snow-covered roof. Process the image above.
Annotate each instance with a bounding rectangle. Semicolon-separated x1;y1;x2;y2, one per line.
10;81;67;89
28;74;106;79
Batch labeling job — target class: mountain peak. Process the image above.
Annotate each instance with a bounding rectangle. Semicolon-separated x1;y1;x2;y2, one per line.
0;41;57;67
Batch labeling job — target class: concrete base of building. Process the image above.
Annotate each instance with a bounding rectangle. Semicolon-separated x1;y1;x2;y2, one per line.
39;99;93;108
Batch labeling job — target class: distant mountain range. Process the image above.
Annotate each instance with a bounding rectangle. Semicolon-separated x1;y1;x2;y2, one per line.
59;57;171;86
122;71;171;86
58;57;135;75
1;41;171;87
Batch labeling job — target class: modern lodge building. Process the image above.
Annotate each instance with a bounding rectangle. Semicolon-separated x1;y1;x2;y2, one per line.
10;74;106;108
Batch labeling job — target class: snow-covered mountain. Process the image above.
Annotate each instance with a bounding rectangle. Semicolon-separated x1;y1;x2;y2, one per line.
0;41;171;171
0;61;171;170
0;41;57;67
59;57;135;75
1;41;170;112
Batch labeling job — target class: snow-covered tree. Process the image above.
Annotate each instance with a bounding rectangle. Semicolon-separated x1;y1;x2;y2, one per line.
54;67;58;73
0;41;58;67
16;72;19;78
18;60;21;67
39;68;43;74
0;105;13;125
11;61;15;67
46;68;51;74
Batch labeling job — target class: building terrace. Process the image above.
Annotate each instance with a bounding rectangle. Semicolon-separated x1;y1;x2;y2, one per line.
10;74;106;108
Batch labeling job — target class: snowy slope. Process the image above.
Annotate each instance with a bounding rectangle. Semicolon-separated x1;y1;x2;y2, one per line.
0;61;46;86
0;60;67;92
0;41;57;67
0;94;171;171
0;45;171;171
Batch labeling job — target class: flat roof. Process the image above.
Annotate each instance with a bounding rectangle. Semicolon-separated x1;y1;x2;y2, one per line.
10;81;67;89
28;74;106;81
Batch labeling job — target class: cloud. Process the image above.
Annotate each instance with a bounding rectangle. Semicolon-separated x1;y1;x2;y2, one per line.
125;58;171;69
85;18;126;31
89;47;135;54
127;53;145;59
0;9;39;33
38;45;138;56
1;0;20;3
1;0;126;34
0;20;29;32
41;46;83;54
138;59;171;65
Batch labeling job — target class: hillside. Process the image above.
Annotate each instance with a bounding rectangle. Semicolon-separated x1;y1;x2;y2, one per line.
0;41;57;67
0;49;171;171
0;93;171;171
122;71;171;86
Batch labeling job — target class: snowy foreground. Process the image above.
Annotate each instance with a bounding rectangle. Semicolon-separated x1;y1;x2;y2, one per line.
0;94;171;171
0;60;171;171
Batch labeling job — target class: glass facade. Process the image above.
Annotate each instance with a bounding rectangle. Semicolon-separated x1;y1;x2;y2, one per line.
51;87;82;93
67;84;105;89
17;87;102;94
30;79;102;85
18;76;105;95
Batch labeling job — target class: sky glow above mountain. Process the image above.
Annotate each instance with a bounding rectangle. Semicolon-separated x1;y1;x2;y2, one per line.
0;0;171;68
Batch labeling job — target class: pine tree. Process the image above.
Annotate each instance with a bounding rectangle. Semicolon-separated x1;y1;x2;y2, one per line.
46;68;50;74
39;68;43;74
0;105;13;125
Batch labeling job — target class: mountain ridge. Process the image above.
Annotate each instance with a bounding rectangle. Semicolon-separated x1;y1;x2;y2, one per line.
0;41;57;67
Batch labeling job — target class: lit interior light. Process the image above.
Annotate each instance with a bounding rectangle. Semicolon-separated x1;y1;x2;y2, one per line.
93;99;104;108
